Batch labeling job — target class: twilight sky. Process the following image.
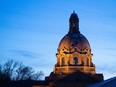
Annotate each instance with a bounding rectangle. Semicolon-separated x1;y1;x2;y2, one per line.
0;0;116;80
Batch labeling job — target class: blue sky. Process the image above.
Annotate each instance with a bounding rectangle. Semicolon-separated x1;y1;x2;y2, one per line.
0;0;116;80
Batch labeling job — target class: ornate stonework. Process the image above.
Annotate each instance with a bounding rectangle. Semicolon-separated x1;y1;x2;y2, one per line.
35;12;104;87
54;11;95;75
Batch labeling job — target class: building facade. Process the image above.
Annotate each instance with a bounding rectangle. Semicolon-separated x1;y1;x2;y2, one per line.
34;12;104;87
54;11;95;75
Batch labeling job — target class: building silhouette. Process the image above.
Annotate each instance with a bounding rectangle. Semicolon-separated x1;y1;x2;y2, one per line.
34;12;104;87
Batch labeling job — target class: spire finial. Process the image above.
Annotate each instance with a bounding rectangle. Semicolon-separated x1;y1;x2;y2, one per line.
69;11;80;34
73;11;75;13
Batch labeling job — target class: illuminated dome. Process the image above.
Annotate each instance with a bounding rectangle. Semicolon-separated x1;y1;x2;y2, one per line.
46;11;104;86
58;11;91;54
54;11;95;75
58;33;91;53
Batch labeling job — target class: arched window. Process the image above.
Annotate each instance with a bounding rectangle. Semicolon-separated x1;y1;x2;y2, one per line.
85;58;88;66
74;57;78;66
62;58;65;66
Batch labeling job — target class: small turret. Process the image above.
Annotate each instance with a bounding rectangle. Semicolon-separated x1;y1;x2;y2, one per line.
69;11;80;33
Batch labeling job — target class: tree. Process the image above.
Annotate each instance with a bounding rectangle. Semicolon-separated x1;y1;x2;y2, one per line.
0;59;44;81
31;71;44;80
15;63;44;80
2;59;18;81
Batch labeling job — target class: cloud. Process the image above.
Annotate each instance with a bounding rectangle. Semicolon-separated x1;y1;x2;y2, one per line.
12;50;43;59
102;47;116;51
97;62;116;72
10;49;53;67
96;62;116;79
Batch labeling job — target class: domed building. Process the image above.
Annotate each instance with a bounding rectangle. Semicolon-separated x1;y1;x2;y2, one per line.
34;12;104;87
54;11;95;75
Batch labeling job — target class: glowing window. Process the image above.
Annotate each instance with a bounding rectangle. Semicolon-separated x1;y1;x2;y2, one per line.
85;58;88;66
74;57;78;65
62;58;65;66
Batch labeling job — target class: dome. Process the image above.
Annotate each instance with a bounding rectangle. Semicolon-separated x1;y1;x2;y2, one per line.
58;11;91;52
54;12;96;75
58;33;91;52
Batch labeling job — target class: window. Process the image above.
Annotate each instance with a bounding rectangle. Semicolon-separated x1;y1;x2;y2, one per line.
62;58;65;66
74;57;78;65
85;58;88;66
